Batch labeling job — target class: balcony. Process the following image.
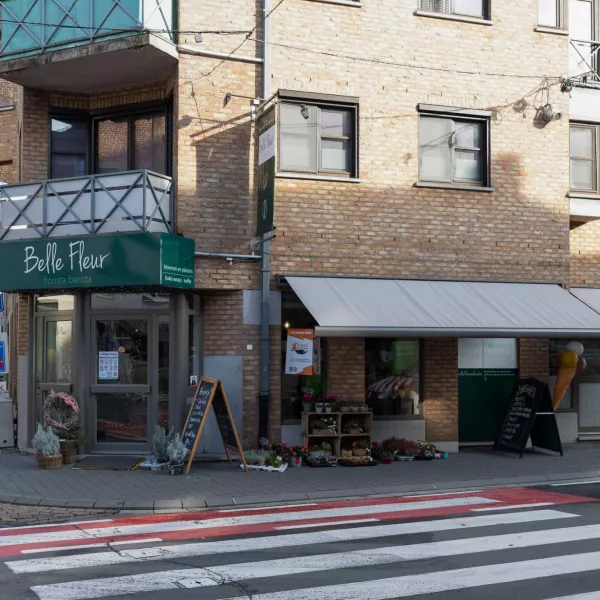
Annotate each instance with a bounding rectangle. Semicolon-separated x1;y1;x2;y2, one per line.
0;0;178;93
0;170;172;241
569;39;600;121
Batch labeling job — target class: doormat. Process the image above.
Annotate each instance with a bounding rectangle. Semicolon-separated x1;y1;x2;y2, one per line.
72;456;145;471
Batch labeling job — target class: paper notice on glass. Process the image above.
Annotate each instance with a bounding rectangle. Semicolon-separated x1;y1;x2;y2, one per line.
98;351;119;381
285;329;315;375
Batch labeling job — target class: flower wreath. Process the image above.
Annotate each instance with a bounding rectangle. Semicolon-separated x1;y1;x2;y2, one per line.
43;391;80;432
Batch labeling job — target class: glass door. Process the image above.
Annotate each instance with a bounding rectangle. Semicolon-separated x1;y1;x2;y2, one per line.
91;315;169;451
35;316;73;425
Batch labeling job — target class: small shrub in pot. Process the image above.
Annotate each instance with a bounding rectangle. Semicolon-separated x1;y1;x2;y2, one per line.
167;433;187;475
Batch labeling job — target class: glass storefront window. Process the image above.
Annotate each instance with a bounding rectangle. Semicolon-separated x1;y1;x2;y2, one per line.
365;339;420;416
95;319;148;384
46;321;72;383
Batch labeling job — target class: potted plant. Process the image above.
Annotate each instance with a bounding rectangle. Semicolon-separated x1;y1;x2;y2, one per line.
245;449;268;466
326;395;339;411
315;401;325;414
352;439;369;457
167;433;187;475
288;445;307;467
350;403;359;413
324;402;332;414
321;441;333;457
270;441;288;456
378;451;394;464
370;440;381;460
153;425;176;466
343;419;363;434
43;391;81;465
32;425;62;470
266;454;284;468
308;444;324;459
340;400;350;413
302;393;314;413
340;448;353;458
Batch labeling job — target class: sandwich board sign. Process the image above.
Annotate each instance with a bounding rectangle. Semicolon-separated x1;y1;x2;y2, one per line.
182;376;247;474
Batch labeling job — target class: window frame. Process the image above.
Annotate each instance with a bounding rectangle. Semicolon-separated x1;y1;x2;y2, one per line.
418;106;491;188
570;122;599;193
92;103;171;176
418;0;491;20
48;111;90;180
538;0;568;29
277;92;358;178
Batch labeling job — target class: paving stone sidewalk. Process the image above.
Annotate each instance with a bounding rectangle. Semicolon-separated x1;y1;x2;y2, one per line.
2;443;600;511
0;503;117;528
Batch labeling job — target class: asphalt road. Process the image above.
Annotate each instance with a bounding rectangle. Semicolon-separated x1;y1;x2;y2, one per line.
2;485;600;600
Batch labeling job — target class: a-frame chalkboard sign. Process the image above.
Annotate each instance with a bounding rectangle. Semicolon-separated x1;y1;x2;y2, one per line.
182;376;248;474
493;378;563;458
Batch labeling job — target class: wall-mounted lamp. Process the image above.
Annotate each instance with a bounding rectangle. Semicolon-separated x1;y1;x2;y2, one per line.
539;104;562;123
300;104;309;120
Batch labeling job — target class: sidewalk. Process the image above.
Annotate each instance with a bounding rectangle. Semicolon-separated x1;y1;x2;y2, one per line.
1;444;600;511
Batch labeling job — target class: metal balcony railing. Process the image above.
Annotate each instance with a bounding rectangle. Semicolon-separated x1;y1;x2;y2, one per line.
0;0;174;61
0;170;172;241
569;39;600;88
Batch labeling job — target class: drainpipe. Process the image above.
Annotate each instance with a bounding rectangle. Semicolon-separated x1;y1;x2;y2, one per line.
258;0;272;442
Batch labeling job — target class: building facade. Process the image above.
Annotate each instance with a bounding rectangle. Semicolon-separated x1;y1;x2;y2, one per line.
0;0;599;455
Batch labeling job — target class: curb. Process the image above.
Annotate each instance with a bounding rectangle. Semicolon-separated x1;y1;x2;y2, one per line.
2;472;600;512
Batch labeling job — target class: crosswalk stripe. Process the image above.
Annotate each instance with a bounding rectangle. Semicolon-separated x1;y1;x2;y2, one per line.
29;522;600;600
545;594;600;599
6;509;576;574
0;496;499;548
471;502;554;511
219;550;600;600
275;518;380;530
21;539;164;555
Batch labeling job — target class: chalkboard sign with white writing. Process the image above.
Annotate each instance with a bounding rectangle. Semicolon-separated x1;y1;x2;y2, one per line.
493;378;562;457
182;377;248;474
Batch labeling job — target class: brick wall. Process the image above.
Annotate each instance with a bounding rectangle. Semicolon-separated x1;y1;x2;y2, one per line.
326;338;365;402
570;221;600;287
519;338;549;382
422;339;458;442
0;80;17;184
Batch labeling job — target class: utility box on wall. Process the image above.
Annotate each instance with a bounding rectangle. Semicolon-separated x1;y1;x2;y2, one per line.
0;396;13;448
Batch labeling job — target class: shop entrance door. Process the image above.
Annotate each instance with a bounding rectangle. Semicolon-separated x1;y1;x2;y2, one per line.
34;316;73;426
91;315;169;452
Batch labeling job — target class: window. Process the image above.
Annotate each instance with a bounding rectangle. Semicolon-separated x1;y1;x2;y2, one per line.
95;111;167;175
419;111;489;186
50;117;88;179
365;340;421;417
279;99;357;177
538;0;567;27
419;0;488;19
570;124;597;191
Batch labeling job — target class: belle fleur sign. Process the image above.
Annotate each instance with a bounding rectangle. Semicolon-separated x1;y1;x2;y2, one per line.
0;233;195;291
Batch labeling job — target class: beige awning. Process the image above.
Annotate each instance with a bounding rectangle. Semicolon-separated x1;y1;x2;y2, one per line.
285;277;600;338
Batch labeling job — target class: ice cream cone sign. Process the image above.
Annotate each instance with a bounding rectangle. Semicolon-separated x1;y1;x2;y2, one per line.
552;341;585;411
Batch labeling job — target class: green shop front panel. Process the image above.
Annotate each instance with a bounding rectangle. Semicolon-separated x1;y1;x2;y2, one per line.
0;232;195;291
458;339;518;443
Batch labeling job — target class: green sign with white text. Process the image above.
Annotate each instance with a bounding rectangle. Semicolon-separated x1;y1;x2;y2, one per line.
0;233;195;291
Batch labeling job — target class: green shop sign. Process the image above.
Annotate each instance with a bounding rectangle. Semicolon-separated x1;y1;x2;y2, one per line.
0;233;195;291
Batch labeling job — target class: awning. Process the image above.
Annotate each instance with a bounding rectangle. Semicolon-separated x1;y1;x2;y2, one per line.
285;277;600;338
571;288;600;315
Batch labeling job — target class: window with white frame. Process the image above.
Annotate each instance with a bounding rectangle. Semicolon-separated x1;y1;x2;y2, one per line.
570;124;597;191
418;109;490;187
279;97;357;177
538;0;567;28
419;0;488;19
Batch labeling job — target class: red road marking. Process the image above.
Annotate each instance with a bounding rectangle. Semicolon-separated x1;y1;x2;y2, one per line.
0;487;593;558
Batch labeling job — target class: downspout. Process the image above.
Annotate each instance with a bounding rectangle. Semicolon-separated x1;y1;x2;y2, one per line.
258;0;272;442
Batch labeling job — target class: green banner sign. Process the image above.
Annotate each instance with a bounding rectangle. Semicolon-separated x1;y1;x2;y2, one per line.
256;106;276;235
0;233;195;291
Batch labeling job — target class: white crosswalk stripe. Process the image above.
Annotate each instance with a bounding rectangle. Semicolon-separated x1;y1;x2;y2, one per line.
5;505;600;600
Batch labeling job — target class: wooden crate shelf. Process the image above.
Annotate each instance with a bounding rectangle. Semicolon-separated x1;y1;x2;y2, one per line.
302;411;373;457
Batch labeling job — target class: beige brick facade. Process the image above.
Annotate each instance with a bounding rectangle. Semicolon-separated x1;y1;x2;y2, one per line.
2;0;596;451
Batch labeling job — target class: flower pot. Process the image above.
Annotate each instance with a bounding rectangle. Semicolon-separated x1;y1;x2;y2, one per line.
341;406;350;413
168;462;185;475
44;454;63;470
312;428;330;435
315;406;323;414
35;451;46;469
380;458;394;464
288;458;302;468
352;448;367;457
341;449;353;458
346;429;362;434
325;407;332;413
302;401;313;413
309;450;324;459
350;406;358;413
60;440;77;465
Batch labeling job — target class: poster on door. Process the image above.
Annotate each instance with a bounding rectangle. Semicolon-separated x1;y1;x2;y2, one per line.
98;351;119;381
285;329;315;375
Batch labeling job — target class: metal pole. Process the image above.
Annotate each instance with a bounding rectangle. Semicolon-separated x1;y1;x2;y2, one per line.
258;0;272;442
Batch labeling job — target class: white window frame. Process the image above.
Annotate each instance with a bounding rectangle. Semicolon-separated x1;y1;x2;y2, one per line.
418;0;490;20
570;122;598;193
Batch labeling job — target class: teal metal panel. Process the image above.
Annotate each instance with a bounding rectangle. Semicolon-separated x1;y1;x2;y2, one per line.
0;0;172;60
